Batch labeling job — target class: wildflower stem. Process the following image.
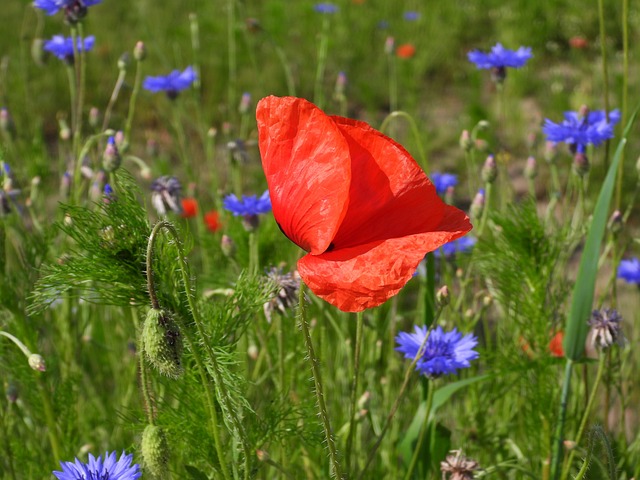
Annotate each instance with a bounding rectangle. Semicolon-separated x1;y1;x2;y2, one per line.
615;0;630;210
313;15;331;109
0;330;33;358
388;49;398;114
478;182;492;236
560;353;606;480
227;0;237;115
403;379;436;480
101;69;127;133
124;56;143;148
597;0;611;171
378;111;428;173
550;359;574;480
345;310;364;473
297;283;344;479
358;310;442;480
37;376;63;463
74;23;87;160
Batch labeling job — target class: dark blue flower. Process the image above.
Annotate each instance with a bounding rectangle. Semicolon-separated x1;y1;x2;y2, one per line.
34;0;101;16
43;35;95;61
467;43;532;69
396;325;479;377
542;108;621;152
617;257;640;284
53;451;141;480
314;3;338;14
143;66;196;98
403;11;420;21
434;236;476;258
430;172;458;194
223;191;271;216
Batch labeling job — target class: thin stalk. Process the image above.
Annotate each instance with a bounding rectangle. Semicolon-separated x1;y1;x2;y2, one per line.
403;380;436;480
313;15;331;109
37;376;63;463
74;23;88;159
0;404;17;480
101;68;127;133
561;354;607;480
615;0;629;210
550;359;574;480
477;182;493;236
597;0;611;170
345;310;365;473
379;111;429;173
388;50;398;114
124;57;143;148
189;13;202;94
297;283;344;479
227;0;237;115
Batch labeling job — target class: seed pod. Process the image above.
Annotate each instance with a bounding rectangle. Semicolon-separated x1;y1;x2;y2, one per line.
141;424;170;478
142;308;183;378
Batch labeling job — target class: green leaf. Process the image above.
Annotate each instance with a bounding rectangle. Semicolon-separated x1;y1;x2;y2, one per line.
563;109;638;360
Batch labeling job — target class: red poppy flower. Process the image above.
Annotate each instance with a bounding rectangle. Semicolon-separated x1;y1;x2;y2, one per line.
204;210;221;232
181;197;198;218
569;36;588;50
256;96;471;312
549;331;564;358
396;43;416;59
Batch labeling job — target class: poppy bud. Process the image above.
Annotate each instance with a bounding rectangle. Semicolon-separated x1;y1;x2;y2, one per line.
133;41;146;62
28;354;46;372
221;235;236;258
524;156;537;179
102;137;121;172
459;130;472;152
247;344;259;360
256;450;270;462
436;285;450;307
481;155;497;183
141;424;170;478
142;308;183;378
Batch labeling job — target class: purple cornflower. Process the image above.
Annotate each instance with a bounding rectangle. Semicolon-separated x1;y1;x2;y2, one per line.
542;107;621;153
53;451;141;480
314;3;338;14
223;191;271;216
617;257;640;284
431;172;458;195
434;236;477;258
143;66;196;99
43;35;95;63
396;325;479;378
34;0;101;18
151;176;183;216
589;308;624;349
403;11;420;21
468;43;532;82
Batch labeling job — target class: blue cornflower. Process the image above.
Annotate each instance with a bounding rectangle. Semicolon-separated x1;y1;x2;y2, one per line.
468;43;532;82
430;172;458;194
403;11;420;21
43;35;95;62
223;191;271;216
143;66;196;99
617;257;640;284
542;108;621;153
434;236;477;258
396;325;479;378
34;0;102;16
314;3;338;14
53;451;141;480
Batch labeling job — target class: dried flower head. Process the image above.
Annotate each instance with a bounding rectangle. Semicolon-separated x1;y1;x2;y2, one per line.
151;176;183;216
589;308;624;349
263;267;301;322
441;450;479;480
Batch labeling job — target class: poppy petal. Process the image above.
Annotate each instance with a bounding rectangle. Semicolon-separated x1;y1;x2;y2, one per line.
299;205;471;312
329;117;446;249
257;96;351;254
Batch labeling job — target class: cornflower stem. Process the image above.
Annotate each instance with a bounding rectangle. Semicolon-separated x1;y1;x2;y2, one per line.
388;51;398;116
101;69;126;133
72;131;113;204
358;307;444;480
131;311;156;425
477;182;493;236
345;310;365;473
550;359;574;480
615;0;629;210
69;26;80;158
248;231;259;275
424;252;435;327
297;283;344;479
227;0;237;115
189;13;202;94
403;379;436;480
146;221;242;480
124;57;143;148
313;15;331;109
597;0;611;171
65;64;78;145
560;353;607;480
379;111;428;173
74;23;87;160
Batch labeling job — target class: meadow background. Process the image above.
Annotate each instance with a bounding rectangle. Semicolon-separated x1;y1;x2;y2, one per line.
0;0;639;479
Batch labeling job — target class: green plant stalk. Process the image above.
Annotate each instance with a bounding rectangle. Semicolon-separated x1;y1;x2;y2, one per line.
403;379;435;480
378;111;429;173
189;12;202;94
0;404;17;480
615;0;629;210
38;376;63;463
271;41;296;97
73;131;114;204
550;359;574;480
146;221;232;480
101;69;126;133
297;283;344;479
358;306;443;480
345;310;364;473
74;22;88;160
597;0;611;170
313;15;330;109
477;182;492;236
124;57;143;148
561;353;607;480
424;252;435;327
388;51;398;114
65;64;78;147
227;0;237;115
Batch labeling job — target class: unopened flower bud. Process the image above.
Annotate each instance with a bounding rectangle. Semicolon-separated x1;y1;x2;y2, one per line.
474;139;489;152
256;450;269;462
459;130;472;152
524;156;537;179
0;108;16;138
142;308;183;378
221;235;236;258
239;92;251;115
30;176;41;205
60;172;72;199
207;127;217;139
481;155;497;183
483;295;493;308
526;132;537;150
88;107;100;128
58;118;71;141
545;141;558;164
608;210;623;234
436;285;450;307
335;71;347;97
141;424;170;478
572;151;589;177
384;36;395;55
102;137;121;172
28;354;46;372
470;188;485;221
133;41;146;62
118;52;131;71
242;214;260;232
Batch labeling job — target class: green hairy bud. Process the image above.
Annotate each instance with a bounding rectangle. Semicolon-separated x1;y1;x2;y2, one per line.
142;308;183;378
141;424;170;478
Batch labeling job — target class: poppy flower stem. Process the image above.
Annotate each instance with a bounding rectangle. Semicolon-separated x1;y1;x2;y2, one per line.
378;111;429;173
313;15;331;109
297;283;344;479
345;310;364;473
